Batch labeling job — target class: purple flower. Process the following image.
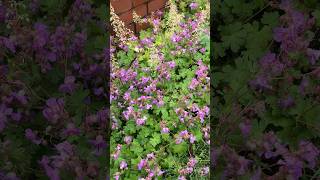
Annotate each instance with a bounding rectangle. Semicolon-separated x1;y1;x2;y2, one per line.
141;38;153;46
239;120;252;137
200;167;209;176
138;159;147;170
223;145;250;176
197;109;206;123
179;130;189;139
93;87;104;96
11;112;22;122
200;48;206;54
25;128;41;145
298;78;308;95
0;37;16;53
136;116;146;126
161;127;170;134
63;123;80;136
39;156;60;180
152;18;160;27
69;32;86;57
50;26;68;57
187;157;197;167
259;52;284;75
278;155;303;178
0;5;6;23
189;78;199;90
249;75;272;92
148;171;155;177
59;76;77;94
0;103;12;132
157;169;165;176
175;137;183;144
306;48;320;65
68;0;92;25
147;153;155;159
124;136;133;144
189;134;196;143
11;92;28;105
89;135;107;156
33;23;50;49
55;141;74;159
297;141;319;169
114;172;120;180
171;34;182;43
273;27;288;43
97;108;108;125
279;96;295;109
189;2;198;10
119;161;127;170
29;0;40;13
167;61;176;69
42;98;65;124
196;60;208;79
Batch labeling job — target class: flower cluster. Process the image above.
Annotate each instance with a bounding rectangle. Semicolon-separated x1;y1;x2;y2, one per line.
0;0;108;179
213;0;320;178
111;0;210;178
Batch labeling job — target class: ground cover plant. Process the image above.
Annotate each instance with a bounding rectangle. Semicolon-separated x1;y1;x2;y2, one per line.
213;0;320;179
110;0;210;179
0;0;109;179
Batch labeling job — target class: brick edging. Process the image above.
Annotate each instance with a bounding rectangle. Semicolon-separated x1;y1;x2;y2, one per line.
111;0;167;34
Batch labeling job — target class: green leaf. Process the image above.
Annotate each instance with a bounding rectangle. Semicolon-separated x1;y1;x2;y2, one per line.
261;12;280;27
124;121;137;134
220;22;247;52
161;109;169;119
66;89;89;113
131;140;143;155
172;141;188;154
96;4;107;20
150;133;161;147
313;10;320;27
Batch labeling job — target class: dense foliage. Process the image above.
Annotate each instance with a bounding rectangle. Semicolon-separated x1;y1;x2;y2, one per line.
110;0;210;179
213;0;320;179
0;0;108;179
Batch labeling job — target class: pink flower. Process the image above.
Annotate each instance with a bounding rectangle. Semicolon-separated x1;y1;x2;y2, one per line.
145;104;152;109
123;92;131;101
138;159;147;170
148;171;155;177
124;136;132;144
198;110;206;123
167;61;176;68
200;47;206;53
152;19;160;26
187;157;197;167
171;34;182;43
175;137;183;144
157;170;164;176
179;130;189;139
200;167;209;176
189;78;199;90
120;161;127;170
114;172;120;180
136;116;147;126
189;134;196;143
161;127;170;134
147;153;155;159
189;2;198;10
203;106;209;115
